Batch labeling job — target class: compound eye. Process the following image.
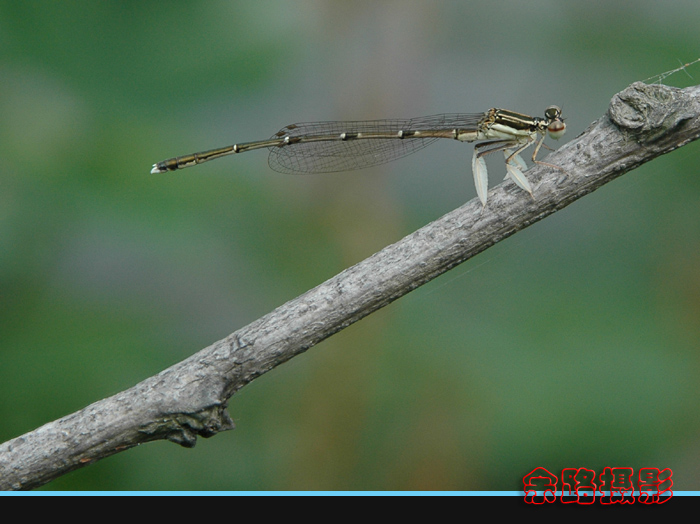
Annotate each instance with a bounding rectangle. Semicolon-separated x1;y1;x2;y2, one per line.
545;105;561;120
547;119;566;140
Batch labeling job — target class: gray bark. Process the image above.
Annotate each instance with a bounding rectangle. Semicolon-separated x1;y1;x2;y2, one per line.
2;81;699;490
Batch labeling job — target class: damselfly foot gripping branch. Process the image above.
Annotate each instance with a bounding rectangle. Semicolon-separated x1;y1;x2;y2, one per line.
151;106;566;206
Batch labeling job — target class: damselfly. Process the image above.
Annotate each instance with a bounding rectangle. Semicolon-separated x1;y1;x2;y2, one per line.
151;106;566;206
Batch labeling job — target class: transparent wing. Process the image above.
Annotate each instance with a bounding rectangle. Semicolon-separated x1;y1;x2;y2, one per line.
267;113;487;174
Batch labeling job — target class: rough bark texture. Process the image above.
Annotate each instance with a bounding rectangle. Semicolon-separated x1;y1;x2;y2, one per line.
1;81;699;490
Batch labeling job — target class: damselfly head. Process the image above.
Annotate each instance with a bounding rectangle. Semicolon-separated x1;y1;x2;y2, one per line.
544;105;566;140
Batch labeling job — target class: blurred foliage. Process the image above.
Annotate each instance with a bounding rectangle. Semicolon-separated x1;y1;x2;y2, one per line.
1;1;699;491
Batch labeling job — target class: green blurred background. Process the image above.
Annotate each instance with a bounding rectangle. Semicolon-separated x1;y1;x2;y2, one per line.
1;1;699;491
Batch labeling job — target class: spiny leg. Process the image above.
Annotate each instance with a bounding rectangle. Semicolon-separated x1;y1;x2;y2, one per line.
501;137;537;198
472;139;532;206
503;134;568;199
503;148;528;174
471;145;490;206
530;133;566;173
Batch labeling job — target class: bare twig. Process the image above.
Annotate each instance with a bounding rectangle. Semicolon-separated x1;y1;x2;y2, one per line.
2;81;700;490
